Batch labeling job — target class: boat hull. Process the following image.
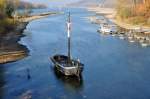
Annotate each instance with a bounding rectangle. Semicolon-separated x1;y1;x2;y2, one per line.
50;55;84;76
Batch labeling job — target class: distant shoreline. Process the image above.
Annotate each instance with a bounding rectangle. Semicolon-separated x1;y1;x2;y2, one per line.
87;6;150;47
0;12;60;64
19;12;60;22
87;7;150;32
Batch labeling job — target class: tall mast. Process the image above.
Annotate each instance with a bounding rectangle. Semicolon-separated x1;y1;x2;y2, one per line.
67;12;71;63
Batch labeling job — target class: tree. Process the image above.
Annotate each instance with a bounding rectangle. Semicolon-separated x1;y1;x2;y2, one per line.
4;0;20;18
5;2;15;18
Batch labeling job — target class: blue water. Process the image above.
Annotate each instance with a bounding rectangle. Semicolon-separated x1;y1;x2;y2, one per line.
1;8;150;99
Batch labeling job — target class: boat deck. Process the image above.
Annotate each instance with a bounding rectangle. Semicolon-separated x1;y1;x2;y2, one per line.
52;55;83;67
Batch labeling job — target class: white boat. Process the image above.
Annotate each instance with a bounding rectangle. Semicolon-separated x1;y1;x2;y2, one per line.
128;36;133;40
128;37;135;43
129;40;135;43
119;34;125;39
112;34;116;37
99;24;117;33
127;35;135;42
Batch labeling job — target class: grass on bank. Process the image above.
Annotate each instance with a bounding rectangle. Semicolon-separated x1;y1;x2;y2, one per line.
116;15;150;27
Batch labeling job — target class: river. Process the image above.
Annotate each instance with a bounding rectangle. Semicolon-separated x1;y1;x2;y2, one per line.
1;8;150;99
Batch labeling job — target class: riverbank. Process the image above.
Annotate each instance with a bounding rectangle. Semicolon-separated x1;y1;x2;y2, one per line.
87;7;150;47
87;7;150;31
0;22;29;64
0;12;59;64
19;12;59;22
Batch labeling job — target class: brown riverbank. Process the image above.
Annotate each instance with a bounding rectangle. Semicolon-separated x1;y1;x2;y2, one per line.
87;7;150;32
0;12;59;64
0;22;29;64
19;12;59;22
87;7;150;47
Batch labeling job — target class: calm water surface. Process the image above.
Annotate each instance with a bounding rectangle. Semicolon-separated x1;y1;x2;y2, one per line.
1;8;150;99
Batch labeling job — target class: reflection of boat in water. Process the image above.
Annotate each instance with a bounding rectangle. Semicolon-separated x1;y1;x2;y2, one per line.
50;13;84;77
141;42;148;47
140;39;149;47
53;67;83;90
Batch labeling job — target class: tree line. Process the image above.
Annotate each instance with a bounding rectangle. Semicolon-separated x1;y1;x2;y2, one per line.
0;0;19;18
0;0;47;18
0;0;46;34
0;0;20;34
116;0;150;25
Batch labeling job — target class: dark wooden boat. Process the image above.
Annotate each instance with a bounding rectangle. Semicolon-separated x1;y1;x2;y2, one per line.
51;55;84;76
53;66;83;89
50;13;84;77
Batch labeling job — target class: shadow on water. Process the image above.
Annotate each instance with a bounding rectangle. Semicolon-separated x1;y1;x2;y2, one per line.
53;67;84;91
0;65;5;99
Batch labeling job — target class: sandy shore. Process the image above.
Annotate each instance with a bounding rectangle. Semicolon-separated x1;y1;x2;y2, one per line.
87;7;150;47
87;7;150;32
87;7;116;18
19;12;59;22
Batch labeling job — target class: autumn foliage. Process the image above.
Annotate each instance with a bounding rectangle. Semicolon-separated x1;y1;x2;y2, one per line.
117;0;150;26
136;0;150;17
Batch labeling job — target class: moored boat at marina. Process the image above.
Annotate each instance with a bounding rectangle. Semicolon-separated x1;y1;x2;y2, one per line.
128;36;135;43
119;34;125;39
98;23;117;34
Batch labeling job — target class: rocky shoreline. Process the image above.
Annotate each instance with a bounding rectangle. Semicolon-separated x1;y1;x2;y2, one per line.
87;7;150;47
87;7;150;31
